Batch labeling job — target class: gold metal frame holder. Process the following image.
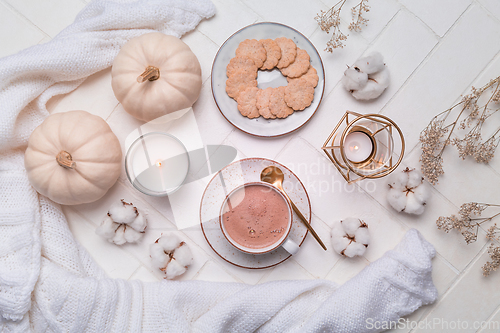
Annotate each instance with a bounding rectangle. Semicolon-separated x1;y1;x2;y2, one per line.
321;111;405;184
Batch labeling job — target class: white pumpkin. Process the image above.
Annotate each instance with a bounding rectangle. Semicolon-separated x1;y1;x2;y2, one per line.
111;32;202;122
24;110;122;205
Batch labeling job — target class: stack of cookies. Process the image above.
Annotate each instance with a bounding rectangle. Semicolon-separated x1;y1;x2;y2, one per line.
225;37;319;120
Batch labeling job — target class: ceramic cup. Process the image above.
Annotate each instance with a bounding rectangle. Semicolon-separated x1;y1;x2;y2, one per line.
219;182;299;255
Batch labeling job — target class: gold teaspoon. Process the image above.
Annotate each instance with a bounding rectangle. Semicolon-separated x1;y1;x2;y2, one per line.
260;166;327;251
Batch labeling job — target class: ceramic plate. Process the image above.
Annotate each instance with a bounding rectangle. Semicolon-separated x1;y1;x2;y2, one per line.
200;157;311;269
211;22;325;137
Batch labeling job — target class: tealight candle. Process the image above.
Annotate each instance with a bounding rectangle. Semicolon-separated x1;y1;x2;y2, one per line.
125;132;189;196
343;131;374;163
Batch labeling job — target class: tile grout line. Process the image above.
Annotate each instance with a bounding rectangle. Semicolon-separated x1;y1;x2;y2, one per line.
378;2;478;118
0;0;50;40
474;0;500;25
417;239;491;325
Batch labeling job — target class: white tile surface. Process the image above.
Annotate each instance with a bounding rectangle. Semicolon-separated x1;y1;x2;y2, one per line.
6;0;500;328
478;0;500;19
0;2;45;58
324;255;370;285
291;215;341;279
241;0;327;39
399;0;472;37
4;0;86;38
181;30;219;83
415;244;500;333
383;3;500;150
196;0;260;46
47;68;118;119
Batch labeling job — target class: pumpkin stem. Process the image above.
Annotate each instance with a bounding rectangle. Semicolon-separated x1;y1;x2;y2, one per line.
137;66;160;83
56;151;76;169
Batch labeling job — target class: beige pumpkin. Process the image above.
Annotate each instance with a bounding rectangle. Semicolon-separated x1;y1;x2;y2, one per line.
24;110;122;205
111;32;202;122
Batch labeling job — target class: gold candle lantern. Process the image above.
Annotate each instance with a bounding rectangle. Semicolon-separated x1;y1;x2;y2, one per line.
322;111;405;184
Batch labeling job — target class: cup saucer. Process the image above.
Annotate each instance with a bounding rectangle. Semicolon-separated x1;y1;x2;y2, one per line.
199;157;311;269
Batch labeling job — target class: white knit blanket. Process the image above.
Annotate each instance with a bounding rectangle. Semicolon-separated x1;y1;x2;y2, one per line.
0;0;437;331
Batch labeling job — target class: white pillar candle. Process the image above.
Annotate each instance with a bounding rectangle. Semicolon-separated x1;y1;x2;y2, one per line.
127;133;189;195
343;131;373;163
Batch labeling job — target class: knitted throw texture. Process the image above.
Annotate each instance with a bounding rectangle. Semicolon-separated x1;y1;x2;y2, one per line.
0;0;437;331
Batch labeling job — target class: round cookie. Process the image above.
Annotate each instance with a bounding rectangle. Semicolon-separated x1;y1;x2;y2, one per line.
227;56;258;78
275;37;297;69
260;39;282;70
235;39;267;68
269;86;294;119
287;65;319;87
226;70;258;100
280;48;310;78
237;87;260;119
256;87;276;119
284;78;315;111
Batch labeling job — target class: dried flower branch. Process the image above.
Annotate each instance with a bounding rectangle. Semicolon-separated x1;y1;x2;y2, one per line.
483;244;500;276
420;76;500;184
436;202;500;244
315;0;370;52
436;202;500;276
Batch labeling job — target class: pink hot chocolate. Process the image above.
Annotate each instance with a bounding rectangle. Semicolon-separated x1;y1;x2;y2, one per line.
221;184;290;250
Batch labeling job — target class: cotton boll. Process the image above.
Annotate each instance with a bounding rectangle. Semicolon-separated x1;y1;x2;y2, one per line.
353;52;385;74
369;67;390;88
343;242;367;258
330;221;346;238
407;169;424;188
111;225;127;245
413;182;430;203
150;243;169;268
158;233;181;251
151;234;193;279
387;189;407;212
342;67;368;91
351;80;386;100
174;243;193;267
396;171;410;188
123;227;142;243
387;167;431;215
354;227;370;245
330;218;370;257
129;214;147;232
108;200;137;224
405;192;426;215
331;235;351;254
342;218;361;236
97;200;147;245
344;52;389;101
166;259;187;280
96;216;117;239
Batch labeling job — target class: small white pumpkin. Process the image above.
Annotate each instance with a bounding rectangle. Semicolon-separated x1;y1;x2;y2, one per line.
111;32;202;122
24;110;122;205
